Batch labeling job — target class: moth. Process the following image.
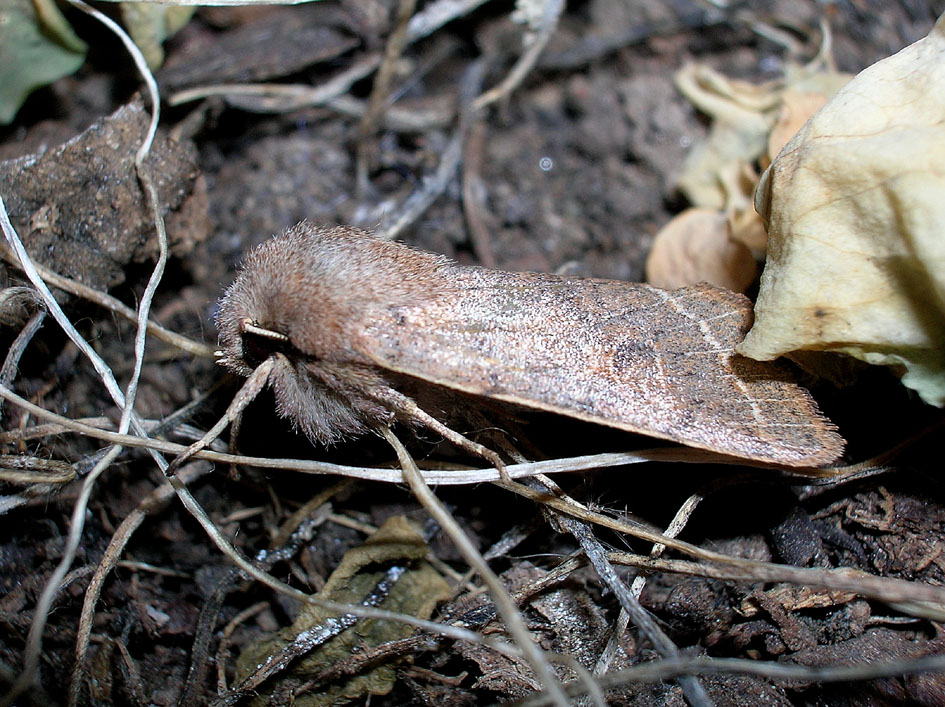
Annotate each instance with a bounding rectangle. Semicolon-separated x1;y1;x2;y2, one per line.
215;222;844;468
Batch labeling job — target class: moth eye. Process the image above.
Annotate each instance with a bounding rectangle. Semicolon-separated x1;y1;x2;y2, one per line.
239;319;292;368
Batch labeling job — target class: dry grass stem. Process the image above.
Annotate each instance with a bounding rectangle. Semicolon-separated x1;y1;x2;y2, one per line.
0;456;75;485
216;601;270;693
596;489;706;675
382;426;571;707
498;479;945;612
0;2;172;694
518;652;945;706
546;477;712;706
356;0;417;194
0;243;213;357
471;0;565;110
168;54;380;112
69;462;212;706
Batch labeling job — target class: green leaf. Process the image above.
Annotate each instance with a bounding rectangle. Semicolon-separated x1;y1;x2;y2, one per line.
121;2;195;70
0;0;87;124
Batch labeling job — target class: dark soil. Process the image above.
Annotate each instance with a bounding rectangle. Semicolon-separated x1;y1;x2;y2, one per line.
1;1;944;705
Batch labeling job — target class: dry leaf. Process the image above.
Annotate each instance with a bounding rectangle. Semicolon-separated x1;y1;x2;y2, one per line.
646;207;756;292
674;63;777;210
235;516;450;706
739;14;945;406
121;2;194;70
765;67;852;164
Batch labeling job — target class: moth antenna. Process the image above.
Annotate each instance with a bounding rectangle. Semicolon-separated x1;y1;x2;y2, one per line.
239;319;291;343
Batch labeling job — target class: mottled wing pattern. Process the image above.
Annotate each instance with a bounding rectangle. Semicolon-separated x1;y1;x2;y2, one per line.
361;271;843;467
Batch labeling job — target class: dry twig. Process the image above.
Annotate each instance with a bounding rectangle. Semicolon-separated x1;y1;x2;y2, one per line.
382;426;571;707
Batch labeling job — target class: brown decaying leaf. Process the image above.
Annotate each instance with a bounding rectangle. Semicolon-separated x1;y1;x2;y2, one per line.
157;5;358;92
234;516;450;706
216;223;843;467
645;207;757;293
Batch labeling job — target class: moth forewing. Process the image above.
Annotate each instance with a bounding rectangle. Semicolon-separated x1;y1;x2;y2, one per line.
358;272;843;467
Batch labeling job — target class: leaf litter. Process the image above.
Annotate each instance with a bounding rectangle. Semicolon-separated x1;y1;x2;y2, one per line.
0;1;944;705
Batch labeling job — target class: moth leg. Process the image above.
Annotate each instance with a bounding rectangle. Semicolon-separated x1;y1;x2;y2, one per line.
371;386;510;481
166;356;275;476
227;404;244;480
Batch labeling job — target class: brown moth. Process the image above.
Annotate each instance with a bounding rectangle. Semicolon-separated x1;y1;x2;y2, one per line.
216;222;844;468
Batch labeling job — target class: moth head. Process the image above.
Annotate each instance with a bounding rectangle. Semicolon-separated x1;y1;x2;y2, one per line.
215;221;448;377
214;270;298;376
214;230;315;374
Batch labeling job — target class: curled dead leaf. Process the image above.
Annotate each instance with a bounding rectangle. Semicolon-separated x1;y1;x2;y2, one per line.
674;63;776;210
719;162;767;259
669;57;849;273
739;14;945;406
646;207;756;293
234;516;450;706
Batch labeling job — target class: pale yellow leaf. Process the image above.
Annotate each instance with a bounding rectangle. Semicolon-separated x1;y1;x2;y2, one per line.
738;14;945;406
674;63;776;209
